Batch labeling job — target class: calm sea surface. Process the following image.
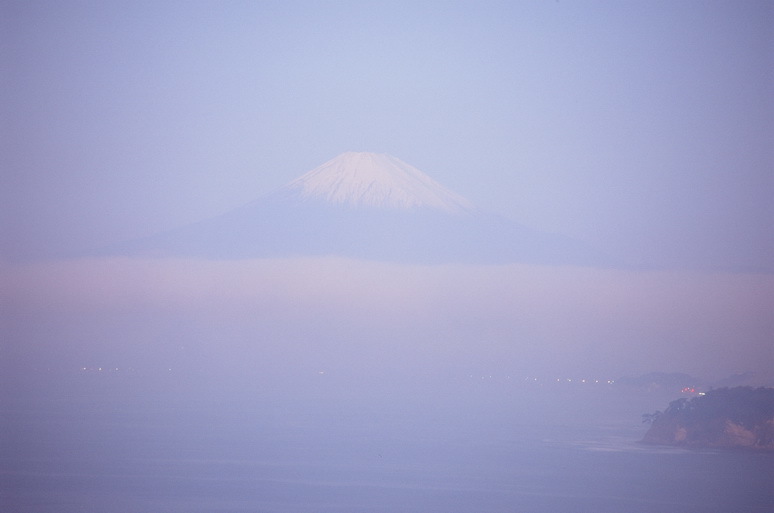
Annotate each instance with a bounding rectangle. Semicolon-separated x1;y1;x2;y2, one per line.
2;374;772;512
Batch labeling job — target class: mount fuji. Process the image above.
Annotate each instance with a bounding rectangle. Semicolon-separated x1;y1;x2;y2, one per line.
103;152;615;266
284;152;475;214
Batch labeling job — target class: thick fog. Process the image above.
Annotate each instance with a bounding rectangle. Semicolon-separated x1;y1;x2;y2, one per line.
4;253;773;512
5;256;772;382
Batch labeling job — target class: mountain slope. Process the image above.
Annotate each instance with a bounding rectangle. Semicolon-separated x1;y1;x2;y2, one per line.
101;152;616;266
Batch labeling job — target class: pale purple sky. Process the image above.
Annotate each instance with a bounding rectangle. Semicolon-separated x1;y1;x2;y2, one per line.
3;1;772;269
2;1;773;380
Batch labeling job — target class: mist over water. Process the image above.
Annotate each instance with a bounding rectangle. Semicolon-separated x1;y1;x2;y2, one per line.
3;255;773;511
6;257;771;380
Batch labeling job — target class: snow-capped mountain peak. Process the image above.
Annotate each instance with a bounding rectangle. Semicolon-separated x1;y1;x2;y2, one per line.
97;151;616;267
282;152;476;214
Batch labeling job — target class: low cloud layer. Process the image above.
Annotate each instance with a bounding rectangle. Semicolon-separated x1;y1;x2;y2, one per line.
4;257;772;383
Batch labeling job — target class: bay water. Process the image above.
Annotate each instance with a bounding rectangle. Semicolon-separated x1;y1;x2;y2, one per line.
2;372;772;512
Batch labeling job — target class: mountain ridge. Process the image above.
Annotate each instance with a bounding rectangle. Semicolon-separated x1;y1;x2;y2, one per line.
93;152;619;267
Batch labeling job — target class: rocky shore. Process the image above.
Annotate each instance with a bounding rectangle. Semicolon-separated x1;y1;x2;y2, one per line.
642;387;774;450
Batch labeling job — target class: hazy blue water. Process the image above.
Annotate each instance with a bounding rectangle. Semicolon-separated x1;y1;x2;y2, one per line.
2;374;772;513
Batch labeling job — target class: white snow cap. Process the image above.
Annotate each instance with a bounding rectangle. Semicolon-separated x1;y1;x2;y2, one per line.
285;152;476;213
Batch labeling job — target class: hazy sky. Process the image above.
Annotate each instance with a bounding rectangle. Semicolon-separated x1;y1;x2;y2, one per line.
2;1;773;380
3;0;772;268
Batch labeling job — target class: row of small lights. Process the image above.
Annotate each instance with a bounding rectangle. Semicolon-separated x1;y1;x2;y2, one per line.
76;367;701;393
79;367;173;372
80;367;616;384
468;375;616;384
